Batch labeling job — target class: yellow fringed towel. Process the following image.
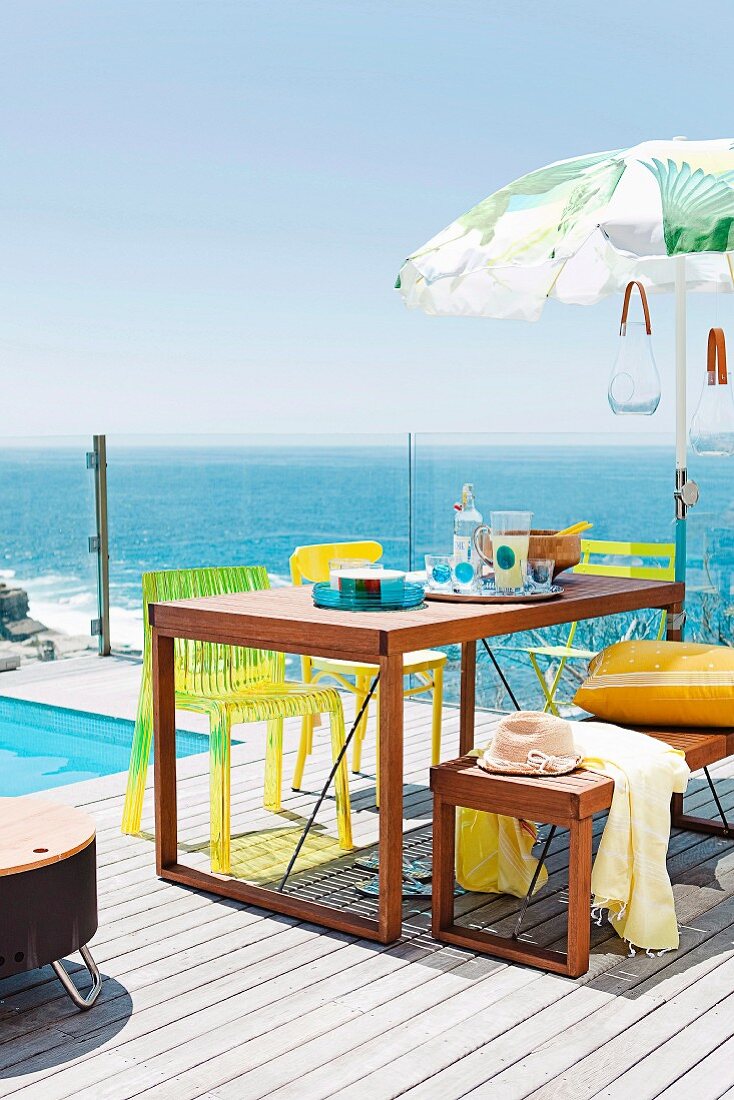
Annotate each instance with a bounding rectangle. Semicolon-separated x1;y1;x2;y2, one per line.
456;723;689;952
574;721;689;952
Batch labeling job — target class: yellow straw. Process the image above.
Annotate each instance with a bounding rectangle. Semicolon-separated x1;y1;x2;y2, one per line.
555;521;593;537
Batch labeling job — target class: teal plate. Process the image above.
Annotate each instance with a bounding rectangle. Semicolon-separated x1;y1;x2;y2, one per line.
312;581;425;612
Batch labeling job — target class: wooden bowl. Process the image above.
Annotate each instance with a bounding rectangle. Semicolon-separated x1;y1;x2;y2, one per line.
475;528;581;578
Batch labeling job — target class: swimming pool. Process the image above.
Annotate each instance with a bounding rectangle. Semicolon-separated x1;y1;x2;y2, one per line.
0;696;214;796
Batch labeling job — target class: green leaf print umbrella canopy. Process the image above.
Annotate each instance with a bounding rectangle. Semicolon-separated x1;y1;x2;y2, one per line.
397;138;734;320
397;137;734;588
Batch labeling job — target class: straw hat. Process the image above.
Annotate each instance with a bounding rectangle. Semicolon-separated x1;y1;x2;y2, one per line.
479;711;581;776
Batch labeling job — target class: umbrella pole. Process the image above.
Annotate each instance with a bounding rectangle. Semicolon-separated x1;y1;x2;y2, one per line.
674;256;688;601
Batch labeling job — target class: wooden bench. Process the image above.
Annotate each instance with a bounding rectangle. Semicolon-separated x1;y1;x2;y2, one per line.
430;726;734;978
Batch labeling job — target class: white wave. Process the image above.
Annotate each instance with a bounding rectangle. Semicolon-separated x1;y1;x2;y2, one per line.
109;605;144;649
22;573;81;589
65;591;96;607
269;572;291;588
16;578;144;650
24;592;97;639
0;569;16;580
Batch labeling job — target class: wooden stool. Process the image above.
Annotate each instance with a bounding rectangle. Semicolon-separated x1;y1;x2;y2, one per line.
0;796;101;1010
430;758;614;978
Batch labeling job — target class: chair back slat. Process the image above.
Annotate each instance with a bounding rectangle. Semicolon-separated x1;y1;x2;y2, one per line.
574;538;676;640
575;539;676;580
141;565;275;695
290;541;383;585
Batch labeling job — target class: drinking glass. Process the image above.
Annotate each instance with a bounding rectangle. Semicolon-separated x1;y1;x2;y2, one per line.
490;511;533;594
425;555;453;592
451;555;477;592
328;558;373;589
526;558;554;591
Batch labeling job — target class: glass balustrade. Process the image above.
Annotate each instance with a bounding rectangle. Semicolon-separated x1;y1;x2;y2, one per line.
1;429;733;713
0;436;98;669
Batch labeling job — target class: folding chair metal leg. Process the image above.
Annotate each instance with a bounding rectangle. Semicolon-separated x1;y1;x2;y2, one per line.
528;652;561;716
546;657;569;714
512;825;556;939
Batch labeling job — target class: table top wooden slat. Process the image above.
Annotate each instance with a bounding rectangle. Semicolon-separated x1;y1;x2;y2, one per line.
148;574;684;657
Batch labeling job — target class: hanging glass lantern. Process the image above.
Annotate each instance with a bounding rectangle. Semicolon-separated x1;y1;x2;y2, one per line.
608;280;661;415
690;328;734;456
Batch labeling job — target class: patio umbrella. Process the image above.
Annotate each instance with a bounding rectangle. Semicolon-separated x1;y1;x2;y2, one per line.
396;136;734;587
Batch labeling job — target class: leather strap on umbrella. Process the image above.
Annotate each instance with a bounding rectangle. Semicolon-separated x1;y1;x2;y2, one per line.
620;280;652;335
707;327;728;386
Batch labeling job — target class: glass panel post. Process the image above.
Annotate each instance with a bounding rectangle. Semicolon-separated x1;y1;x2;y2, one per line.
87;435;111;656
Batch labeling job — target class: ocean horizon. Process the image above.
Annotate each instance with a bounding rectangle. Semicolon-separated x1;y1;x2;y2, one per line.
3;440;732;657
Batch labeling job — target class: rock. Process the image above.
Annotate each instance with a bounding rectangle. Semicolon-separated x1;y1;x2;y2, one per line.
38;639;56;661
2;618;46;641
0;584;30;623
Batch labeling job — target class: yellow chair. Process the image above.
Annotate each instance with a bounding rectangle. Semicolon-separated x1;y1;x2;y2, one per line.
121;565;352;873
523;539;676;716
290;541;447;799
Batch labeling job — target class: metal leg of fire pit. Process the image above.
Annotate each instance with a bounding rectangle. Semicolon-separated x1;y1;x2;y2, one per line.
51;944;102;1011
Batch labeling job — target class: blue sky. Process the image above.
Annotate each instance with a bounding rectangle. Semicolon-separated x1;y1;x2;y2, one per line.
2;0;733;439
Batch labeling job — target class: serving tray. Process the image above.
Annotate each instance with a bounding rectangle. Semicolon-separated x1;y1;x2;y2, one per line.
424;584;564;605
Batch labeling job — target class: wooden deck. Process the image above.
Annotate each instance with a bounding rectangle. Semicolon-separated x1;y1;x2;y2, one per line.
3;657;734;1098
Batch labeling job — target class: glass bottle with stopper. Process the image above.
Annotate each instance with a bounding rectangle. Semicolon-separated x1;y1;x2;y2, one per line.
453;484;482;585
608;280;661;416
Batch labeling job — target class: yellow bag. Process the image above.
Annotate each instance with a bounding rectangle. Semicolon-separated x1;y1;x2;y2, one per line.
455;808;548;897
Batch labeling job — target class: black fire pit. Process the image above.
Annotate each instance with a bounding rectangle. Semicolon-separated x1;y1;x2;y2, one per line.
0;796;101;1010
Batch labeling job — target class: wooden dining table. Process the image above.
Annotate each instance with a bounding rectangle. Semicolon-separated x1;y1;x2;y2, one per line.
149;572;684;944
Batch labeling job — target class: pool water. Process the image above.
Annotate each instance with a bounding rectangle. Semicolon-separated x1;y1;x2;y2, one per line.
0;696;215;796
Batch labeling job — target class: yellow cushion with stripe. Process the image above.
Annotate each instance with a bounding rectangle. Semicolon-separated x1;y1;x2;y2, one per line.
574;640;734;728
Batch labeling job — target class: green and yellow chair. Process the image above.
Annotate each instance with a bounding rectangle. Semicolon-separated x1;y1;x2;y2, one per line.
522;538;675;716
121;565;352;873
290;541;447;801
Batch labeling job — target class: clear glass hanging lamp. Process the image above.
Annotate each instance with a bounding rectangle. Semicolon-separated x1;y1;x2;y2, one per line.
608;280;661;416
690;327;734;456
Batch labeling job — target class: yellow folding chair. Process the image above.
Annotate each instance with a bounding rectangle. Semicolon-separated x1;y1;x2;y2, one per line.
523;539;675;715
290;541;447;801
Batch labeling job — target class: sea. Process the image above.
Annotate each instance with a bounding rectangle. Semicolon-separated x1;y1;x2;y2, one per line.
2;440;734;708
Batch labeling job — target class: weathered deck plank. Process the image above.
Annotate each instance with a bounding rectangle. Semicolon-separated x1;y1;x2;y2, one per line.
3;659;734;1098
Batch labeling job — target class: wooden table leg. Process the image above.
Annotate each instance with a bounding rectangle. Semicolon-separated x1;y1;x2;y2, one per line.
666;599;685;642
153;630;177;875
378;653;404;943
459;640;477;755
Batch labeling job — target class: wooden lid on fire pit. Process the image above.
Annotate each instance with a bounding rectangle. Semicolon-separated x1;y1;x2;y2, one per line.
0;796;95;876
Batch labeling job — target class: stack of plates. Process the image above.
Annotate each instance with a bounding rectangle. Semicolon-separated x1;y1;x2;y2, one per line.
312;581;425;612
